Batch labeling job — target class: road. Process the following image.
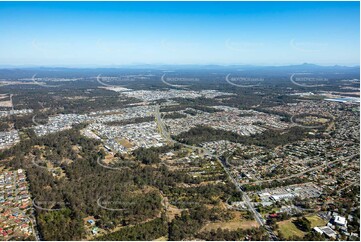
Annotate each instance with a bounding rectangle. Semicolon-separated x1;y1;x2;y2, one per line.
220;157;280;240
1;172;40;240
154;105;172;142
154;105;357;240
336;180;360;194
10;94;14;111
154;105;278;240
240;154;358;186
0;205;39;241
217;157;264;224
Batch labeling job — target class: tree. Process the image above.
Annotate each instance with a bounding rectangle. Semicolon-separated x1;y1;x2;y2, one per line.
294;217;311;232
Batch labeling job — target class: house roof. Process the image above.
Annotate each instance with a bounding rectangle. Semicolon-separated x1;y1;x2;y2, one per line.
313;227;323;234
334;216;347;225
319;226;337;237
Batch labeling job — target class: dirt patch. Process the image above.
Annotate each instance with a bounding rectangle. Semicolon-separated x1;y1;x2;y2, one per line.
0;101;12;107
166;204;184;221
117;138;133;148
200;211;259;232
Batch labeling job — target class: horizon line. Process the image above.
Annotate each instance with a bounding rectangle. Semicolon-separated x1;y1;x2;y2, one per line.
0;63;360;69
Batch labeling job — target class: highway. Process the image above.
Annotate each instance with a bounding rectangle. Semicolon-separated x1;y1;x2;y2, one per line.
154;105;172;142
10;94;14;111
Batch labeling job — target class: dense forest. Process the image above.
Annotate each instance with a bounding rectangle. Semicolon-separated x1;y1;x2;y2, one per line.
174;125;309;148
104;116;154;126
163;112;187;119
1;126;163;240
0;124;254;240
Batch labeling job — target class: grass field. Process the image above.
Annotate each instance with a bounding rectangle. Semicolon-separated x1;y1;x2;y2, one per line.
277;215;326;239
153;236;168;241
305;215;327;227
200;211;259;232
117;138;133;148
277;219;305;239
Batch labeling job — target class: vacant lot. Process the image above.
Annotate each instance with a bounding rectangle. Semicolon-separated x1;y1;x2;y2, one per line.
200;211;259;232
166;204;184;221
153;236;168;241
305;215;327;227
118;138;133;148
277;219;305;239
0;100;12;107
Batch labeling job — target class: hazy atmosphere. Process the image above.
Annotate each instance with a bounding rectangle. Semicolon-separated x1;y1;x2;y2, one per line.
0;1;359;66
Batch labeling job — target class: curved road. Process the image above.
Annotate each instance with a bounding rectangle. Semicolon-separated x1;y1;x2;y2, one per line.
154;104;357;240
154;105;278;240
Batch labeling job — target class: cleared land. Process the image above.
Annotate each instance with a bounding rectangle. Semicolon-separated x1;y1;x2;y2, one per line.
277;219;305;239
200;211;259;232
117;138;133;148
153;236;168;241
277;215;325;239
305;215;327;227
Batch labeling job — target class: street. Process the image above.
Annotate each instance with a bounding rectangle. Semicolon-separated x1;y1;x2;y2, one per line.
154;105;278;240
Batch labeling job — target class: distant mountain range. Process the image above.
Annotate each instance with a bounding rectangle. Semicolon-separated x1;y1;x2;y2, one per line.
0;63;359;70
0;63;359;79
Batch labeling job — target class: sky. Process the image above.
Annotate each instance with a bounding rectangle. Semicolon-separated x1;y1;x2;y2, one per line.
0;1;359;67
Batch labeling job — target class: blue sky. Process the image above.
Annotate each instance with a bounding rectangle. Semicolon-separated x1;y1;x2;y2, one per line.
0;1;359;66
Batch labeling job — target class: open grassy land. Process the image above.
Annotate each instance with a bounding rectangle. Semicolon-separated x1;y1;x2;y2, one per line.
117;138;133;148
277;219;305;239
277;215;327;239
305;215;327;227
153;236;168;241
200;211;259;232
